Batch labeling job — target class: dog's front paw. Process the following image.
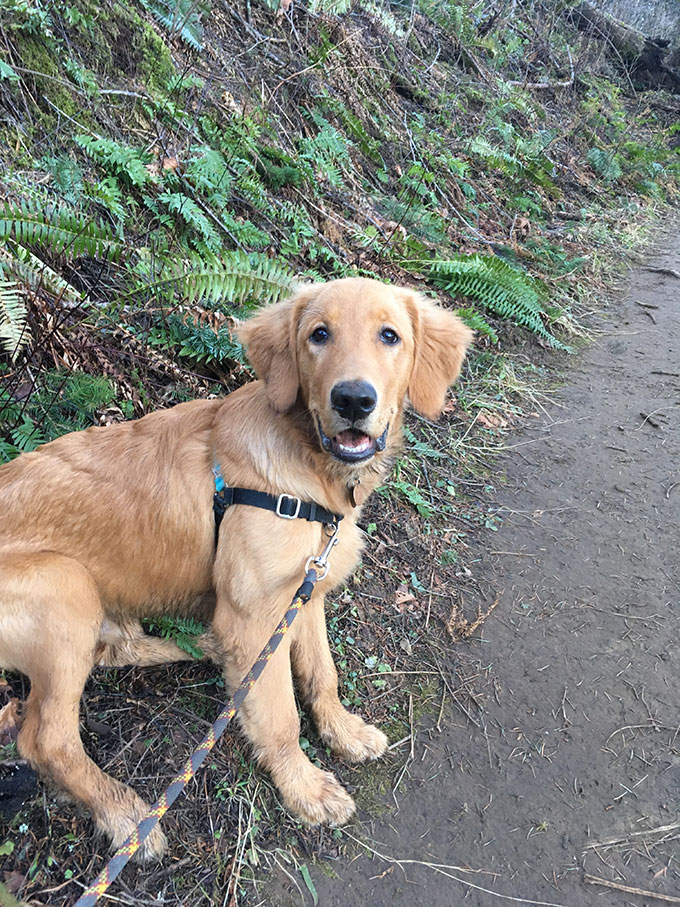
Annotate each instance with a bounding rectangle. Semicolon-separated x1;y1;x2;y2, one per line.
105;805;168;863
283;766;356;826
320;710;388;763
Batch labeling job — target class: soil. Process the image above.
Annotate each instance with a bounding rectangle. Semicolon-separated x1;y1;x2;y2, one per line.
278;233;680;906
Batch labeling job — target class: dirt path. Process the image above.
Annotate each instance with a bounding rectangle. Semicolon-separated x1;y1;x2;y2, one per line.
298;234;680;906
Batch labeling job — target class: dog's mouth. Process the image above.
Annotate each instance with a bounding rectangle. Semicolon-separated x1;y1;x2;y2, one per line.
315;418;389;463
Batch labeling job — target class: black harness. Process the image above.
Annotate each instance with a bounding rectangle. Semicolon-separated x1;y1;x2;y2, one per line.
212;464;342;545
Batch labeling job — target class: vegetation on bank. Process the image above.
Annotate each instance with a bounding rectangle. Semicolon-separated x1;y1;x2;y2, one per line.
0;0;679;902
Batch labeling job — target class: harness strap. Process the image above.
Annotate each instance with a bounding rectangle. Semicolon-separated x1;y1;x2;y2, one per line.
212;465;342;546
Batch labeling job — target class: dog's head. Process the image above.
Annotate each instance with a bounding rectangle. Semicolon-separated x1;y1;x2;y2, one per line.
239;277;472;467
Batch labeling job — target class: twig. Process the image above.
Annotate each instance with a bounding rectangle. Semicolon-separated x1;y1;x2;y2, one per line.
584;874;680;903
342;832;572;906
644;267;680;279
583;822;680;850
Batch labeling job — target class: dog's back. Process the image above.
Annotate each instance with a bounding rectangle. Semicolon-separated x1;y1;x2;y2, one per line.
0;398;221;611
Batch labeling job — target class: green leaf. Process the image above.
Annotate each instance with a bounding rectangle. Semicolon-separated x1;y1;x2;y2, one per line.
0;840;15;856
0;60;19;83
299;864;318;906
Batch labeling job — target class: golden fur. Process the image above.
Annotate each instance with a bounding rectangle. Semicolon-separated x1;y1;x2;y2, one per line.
0;277;472;859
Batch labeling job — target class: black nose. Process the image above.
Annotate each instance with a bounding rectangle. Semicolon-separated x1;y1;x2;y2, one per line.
330;380;377;423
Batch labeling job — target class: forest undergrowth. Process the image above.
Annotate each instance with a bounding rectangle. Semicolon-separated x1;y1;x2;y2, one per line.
0;0;679;903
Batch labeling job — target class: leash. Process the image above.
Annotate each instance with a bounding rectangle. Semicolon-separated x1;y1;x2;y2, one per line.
73;521;340;907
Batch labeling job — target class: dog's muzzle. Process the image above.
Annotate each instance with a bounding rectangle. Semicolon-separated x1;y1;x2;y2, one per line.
316;416;389;463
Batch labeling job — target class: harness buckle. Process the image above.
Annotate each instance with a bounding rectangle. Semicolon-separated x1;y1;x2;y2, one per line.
276;493;302;520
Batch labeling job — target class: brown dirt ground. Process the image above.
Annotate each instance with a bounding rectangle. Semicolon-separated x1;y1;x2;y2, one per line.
268;231;680;906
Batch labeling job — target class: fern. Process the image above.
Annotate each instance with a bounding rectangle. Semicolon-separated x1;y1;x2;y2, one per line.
129;251;294;308
470;136;556;192
42;154;84;204
148;317;248;367
454;306;498;343
153;192;223;252
10;415;45;452
0;244;83;306
587;148;622;182
183;148;234;208
143;615;206;658
84;177;128;232
0;279;29;360
405;254;569;349
299;113;353;188
140;0;205;50
28;371;116;438
308;0;352;13
234;167;270;211
0;199;123;260
76;135;153;189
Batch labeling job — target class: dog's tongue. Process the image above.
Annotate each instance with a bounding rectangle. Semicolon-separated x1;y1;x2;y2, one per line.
334;430;372;455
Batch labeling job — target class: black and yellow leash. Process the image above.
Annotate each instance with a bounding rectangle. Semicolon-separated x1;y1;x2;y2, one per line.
73;474;341;907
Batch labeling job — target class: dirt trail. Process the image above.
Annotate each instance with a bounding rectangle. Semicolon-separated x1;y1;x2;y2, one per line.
300;233;680;906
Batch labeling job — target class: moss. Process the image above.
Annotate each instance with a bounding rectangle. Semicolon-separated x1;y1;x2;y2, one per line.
62;0;115;74
60;0;175;89
138;20;176;89
13;34;82;122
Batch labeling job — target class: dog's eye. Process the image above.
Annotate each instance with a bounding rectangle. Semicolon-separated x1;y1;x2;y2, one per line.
310;326;329;344
380;327;400;345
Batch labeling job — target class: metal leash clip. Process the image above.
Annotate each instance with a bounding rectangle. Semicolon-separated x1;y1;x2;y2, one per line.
305;521;340;581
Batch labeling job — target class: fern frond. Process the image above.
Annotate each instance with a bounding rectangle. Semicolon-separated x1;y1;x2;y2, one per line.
0;279;29;360
140;0;204;50
155;192;222;252
470;137;556;192
404;253;569;350
454;306;498;343
143;615;206;658
128;251;294;308
0;245;83;306
10;416;45;452
146;317;248;367
587;148;623;181
76;135;153;189
0;199;123;260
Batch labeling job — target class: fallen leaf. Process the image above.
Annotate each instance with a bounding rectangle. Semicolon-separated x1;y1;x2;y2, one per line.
0;699;20;746
399;638;413;655
477;409;509;429
395;585;416;606
3;870;26;895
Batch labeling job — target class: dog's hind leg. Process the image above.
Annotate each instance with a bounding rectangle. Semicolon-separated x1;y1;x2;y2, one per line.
291;593;388;762
0;551;167;860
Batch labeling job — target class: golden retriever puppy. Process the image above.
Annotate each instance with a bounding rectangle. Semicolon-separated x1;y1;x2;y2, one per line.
0;277;472;859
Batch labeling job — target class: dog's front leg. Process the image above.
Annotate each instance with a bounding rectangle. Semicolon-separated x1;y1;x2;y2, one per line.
213;594;356;825
291;592;388;762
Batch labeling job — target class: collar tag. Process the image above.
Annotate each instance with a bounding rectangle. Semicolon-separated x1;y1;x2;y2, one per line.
349;480;366;508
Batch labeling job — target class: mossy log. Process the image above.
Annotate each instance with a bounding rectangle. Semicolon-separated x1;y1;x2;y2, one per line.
568;1;680;92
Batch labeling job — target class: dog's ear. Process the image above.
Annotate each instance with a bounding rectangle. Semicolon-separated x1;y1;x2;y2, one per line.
238;285;319;413
402;290;473;420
